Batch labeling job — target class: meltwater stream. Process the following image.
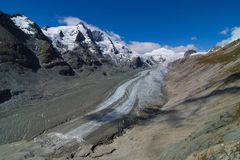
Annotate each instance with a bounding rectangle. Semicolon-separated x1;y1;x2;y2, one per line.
66;65;167;140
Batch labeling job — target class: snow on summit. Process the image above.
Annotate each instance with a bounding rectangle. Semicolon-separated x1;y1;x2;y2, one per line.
42;21;133;61
10;14;201;67
144;48;185;64
11;15;36;35
42;24;91;51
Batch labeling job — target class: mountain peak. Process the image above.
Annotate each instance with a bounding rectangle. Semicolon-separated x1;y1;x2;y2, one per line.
42;21;133;66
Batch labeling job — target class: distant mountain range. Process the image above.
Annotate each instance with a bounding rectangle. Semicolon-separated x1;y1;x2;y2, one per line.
1;12;150;75
1;11;198;76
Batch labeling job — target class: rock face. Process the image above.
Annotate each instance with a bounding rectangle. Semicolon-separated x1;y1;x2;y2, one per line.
0;89;11;104
131;56;145;68
10;14;75;75
0;12;41;71
0;12;75;76
184;49;197;58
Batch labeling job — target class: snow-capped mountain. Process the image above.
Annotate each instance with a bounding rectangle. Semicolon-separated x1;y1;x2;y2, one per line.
7;12;198;73
143;48;185;65
42;21;136;67
8;13;143;72
7;14;75;75
141;46;206;66
42;23;132;56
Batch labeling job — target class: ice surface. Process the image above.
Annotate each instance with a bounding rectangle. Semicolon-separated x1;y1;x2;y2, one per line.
66;66;166;139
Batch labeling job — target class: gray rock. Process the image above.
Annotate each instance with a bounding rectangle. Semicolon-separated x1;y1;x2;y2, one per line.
184;49;197;58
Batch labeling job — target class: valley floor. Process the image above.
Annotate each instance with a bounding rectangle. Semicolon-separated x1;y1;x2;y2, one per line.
0;68;139;145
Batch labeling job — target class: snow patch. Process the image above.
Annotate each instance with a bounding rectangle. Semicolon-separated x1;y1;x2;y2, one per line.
11;15;36;35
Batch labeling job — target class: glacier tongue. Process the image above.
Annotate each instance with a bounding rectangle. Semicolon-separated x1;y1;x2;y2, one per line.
66;65;167;140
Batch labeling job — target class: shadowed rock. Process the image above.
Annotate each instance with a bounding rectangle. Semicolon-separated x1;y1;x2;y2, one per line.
0;89;11;104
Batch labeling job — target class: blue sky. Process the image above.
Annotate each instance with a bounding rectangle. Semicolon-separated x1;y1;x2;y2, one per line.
1;0;240;50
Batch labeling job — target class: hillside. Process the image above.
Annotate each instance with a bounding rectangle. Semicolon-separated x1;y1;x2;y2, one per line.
66;40;240;160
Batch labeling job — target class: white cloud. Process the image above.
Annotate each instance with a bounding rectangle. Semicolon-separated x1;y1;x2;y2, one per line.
191;36;198;41
164;44;196;53
219;28;229;35
128;41;161;54
217;27;240;47
128;41;197;55
58;16;82;26
107;31;121;41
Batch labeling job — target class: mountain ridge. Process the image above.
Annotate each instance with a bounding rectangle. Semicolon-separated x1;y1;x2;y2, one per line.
9;13;145;71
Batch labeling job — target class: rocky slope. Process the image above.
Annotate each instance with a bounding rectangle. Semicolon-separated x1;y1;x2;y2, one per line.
157;40;240;160
0;12;75;74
